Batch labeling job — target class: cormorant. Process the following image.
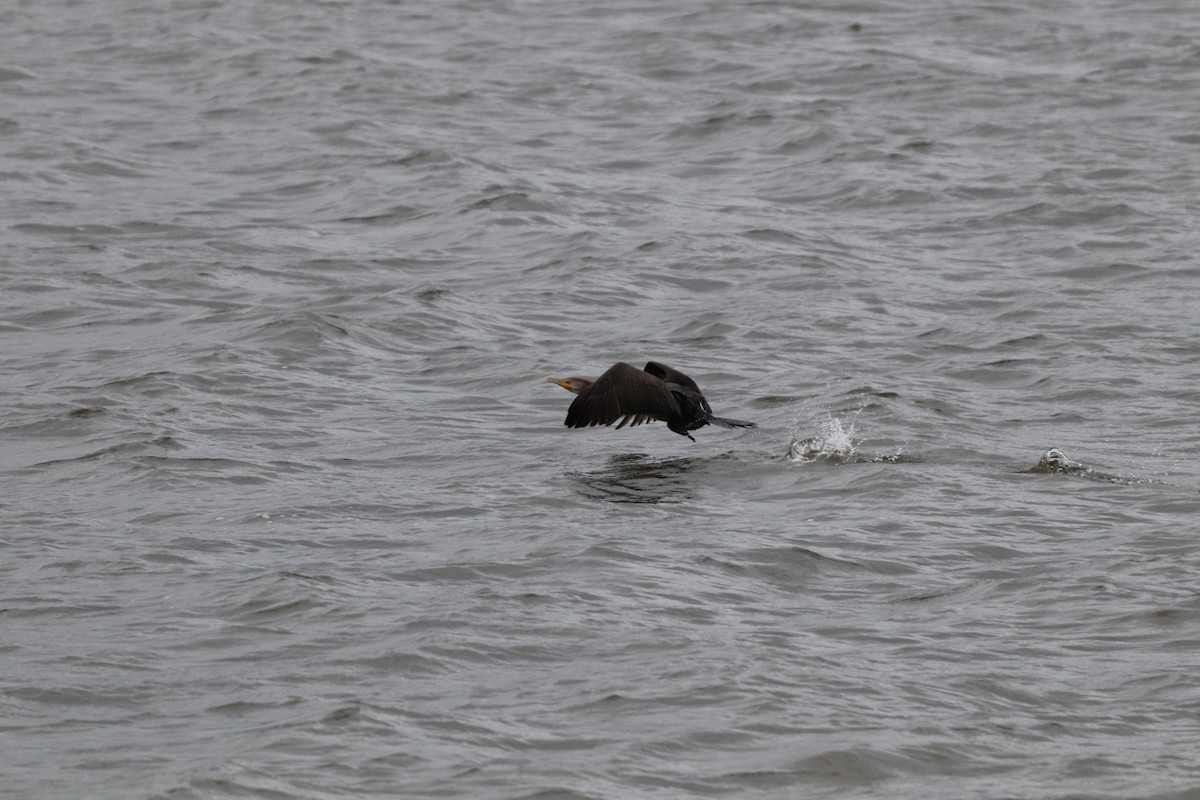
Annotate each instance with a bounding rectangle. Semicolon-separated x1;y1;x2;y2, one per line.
546;361;755;441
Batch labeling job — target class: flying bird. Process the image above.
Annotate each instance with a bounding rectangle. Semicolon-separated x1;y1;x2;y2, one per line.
546;361;755;441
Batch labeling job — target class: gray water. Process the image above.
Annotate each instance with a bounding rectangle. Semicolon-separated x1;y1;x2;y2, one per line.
3;1;1200;797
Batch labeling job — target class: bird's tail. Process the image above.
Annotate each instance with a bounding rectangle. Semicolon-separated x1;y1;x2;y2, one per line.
709;416;755;429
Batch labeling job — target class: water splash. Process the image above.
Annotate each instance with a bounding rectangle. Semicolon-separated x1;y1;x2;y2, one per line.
787;413;859;463
1026;448;1086;475
1023;448;1144;485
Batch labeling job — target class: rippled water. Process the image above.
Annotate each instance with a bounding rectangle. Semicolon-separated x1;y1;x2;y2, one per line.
4;1;1200;797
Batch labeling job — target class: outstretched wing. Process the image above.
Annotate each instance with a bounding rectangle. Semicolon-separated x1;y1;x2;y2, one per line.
643;361;712;414
564;362;680;429
642;361;701;393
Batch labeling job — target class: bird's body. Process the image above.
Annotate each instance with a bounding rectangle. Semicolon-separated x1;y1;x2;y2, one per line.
546;361;755;441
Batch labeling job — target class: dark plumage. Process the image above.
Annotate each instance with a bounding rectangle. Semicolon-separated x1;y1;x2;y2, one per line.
546;361;755;442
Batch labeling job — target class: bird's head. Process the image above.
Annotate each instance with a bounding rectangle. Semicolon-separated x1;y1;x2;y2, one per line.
545;376;592;395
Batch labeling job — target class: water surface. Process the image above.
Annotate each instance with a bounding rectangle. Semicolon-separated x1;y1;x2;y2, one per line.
3;1;1200;797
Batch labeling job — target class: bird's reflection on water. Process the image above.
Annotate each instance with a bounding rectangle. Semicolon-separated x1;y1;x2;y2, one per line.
567;453;698;504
